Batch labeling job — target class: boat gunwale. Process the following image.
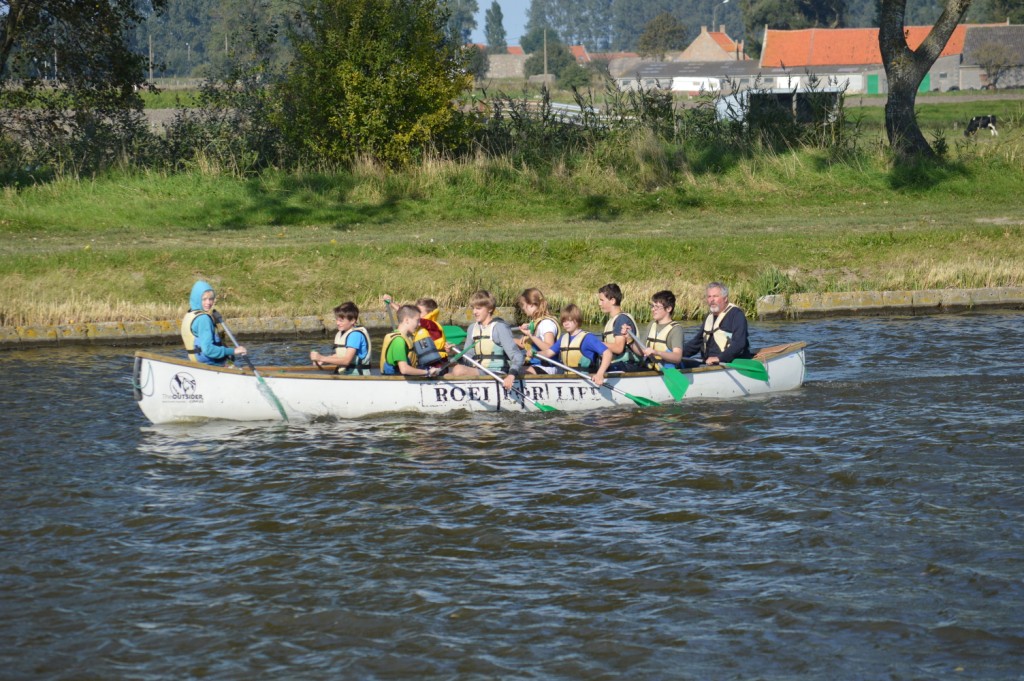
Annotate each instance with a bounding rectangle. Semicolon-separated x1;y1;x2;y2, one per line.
133;342;806;382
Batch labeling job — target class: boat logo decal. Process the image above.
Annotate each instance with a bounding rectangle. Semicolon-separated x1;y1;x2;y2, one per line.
166;372;204;403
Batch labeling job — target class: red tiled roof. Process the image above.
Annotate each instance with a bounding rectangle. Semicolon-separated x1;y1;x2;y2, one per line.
760;24;991;67
710;31;739;53
507;45;524;56
570;45;591;62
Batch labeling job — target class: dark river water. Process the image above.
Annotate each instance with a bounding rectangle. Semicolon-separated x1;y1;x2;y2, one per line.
2;312;1022;679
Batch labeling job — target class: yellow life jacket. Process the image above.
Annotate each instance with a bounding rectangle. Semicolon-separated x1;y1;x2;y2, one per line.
469;318;508;371
334;326;372;375
524;315;558;359
602;312;641;365
558;331;592;369
644;320;682;368
380;331;414;374
180;309;226;363
412;309;447;366
701;304;740;356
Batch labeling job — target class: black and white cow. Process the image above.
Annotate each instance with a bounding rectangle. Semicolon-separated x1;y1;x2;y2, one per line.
964;115;998;137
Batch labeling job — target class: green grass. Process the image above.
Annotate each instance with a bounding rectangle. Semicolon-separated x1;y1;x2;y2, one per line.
140;89;200;109
3;133;1023;328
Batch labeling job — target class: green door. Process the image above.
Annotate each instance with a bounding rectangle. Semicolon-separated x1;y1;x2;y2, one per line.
918;73;931;92
867;74;879;95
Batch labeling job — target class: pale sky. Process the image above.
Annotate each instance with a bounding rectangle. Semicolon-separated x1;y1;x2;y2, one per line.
471;0;530;47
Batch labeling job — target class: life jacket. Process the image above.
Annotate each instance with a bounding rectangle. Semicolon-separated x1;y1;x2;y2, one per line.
602;312;642;366
524;315;558;359
412;311;447;367
701;304;740;357
380;331;415;375
469;318;509;371
644;320;682;368
558;331;593;370
334;326;372;375
181;309;227;364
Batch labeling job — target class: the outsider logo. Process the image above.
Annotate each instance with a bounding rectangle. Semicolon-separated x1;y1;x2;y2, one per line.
168;372;203;402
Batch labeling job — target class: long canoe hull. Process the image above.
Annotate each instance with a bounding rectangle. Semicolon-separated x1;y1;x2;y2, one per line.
133;343;806;424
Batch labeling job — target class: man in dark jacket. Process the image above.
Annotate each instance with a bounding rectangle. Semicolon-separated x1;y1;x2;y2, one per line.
683;282;754;365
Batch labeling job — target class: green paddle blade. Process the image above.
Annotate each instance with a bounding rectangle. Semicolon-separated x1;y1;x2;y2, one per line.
661;367;690;401
724;359;769;381
443;325;467;345
625;392;661;407
534;402;558;412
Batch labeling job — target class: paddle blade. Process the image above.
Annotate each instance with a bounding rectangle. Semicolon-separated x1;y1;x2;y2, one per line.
256;374;288;417
626;393;661;407
534;402;558;412
662;367;690;401
443;325;467;345
725;359;769;381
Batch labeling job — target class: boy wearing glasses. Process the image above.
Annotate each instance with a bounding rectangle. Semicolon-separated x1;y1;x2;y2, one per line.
627;290;685;369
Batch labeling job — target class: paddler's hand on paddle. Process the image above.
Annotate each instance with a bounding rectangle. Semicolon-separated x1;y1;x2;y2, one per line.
705;356;721;365
503;373;516;391
233;346;247;356
310;350;324;363
592;370;606;387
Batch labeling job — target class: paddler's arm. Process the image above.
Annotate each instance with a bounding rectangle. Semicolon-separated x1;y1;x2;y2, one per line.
493;322;525;390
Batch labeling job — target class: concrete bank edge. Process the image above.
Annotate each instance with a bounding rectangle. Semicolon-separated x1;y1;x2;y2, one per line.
756;286;1024;320
2;288;1023;348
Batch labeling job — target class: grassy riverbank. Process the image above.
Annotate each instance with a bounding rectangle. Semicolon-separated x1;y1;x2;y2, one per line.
3;135;1023;328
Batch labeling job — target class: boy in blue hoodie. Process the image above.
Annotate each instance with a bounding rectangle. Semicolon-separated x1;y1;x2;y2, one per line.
180;280;246;366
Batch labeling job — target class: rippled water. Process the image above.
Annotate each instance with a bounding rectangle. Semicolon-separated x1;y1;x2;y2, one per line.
2;313;1023;679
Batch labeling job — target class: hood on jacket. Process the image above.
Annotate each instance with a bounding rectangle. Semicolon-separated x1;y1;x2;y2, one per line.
189;280;214;311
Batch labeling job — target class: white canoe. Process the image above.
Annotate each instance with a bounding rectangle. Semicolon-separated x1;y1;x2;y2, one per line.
132;342;806;424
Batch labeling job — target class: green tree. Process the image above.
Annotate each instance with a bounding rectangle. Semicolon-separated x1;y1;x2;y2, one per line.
880;0;972;157
484;1;507;51
138;0;213;77
446;0;479;44
206;0;290;78
637;12;688;60
981;0;1024;21
521;25;562;54
0;0;167;172
527;0;617;49
466;44;490;80
610;0;685;52
739;0;846;56
524;38;576;77
276;0;473;167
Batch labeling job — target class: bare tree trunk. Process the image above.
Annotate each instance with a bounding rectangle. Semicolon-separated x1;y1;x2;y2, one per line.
879;0;973;158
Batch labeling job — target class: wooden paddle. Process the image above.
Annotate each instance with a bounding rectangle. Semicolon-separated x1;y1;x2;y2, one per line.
215;313;289;421
462;354;557;412
627;329;690;401
536;354;660;407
